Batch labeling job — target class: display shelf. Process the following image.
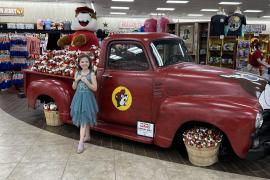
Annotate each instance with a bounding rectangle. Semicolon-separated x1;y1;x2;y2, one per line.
166;23;179;35
0;28;74;34
259;34;269;60
207;36;222;67
166;22;209;64
207;36;237;69
221;36;237;69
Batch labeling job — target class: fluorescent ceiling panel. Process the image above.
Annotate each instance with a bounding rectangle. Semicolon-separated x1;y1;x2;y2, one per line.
112;0;134;2
166;1;189;3
218;2;242;5
156;8;175;11
201;9;219;12
244;10;263;13
110;6;130;9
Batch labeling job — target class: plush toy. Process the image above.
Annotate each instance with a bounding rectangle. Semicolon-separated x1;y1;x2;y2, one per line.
57;6;99;51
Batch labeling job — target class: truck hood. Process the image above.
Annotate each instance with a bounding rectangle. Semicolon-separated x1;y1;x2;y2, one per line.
161;63;269;109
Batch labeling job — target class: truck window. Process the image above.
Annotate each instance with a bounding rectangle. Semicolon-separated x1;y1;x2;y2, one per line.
150;39;193;67
107;42;149;71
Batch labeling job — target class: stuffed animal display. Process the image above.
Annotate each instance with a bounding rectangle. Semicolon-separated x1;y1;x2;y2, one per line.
57;6;99;51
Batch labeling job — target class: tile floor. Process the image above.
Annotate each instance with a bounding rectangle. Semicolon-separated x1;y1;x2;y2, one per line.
0;108;267;180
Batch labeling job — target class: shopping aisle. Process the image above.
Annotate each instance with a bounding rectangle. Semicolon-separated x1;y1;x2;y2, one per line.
0;105;266;180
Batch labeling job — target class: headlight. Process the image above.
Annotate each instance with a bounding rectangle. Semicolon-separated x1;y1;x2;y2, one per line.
255;112;264;129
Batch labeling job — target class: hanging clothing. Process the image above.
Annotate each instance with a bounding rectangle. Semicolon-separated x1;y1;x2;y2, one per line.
226;13;246;36
157;17;170;33
210;14;228;36
144;18;157;32
26;36;41;56
46;32;61;50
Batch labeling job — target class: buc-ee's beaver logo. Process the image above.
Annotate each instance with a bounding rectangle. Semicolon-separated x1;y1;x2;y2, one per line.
112;86;132;111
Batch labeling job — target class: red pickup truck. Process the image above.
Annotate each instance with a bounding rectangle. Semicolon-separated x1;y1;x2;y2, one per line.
24;33;270;160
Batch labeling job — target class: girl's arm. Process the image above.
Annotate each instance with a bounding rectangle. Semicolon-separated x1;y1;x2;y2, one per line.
81;72;97;92
72;71;81;90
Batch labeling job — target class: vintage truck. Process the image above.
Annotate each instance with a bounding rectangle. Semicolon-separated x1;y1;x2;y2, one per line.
24;33;270;159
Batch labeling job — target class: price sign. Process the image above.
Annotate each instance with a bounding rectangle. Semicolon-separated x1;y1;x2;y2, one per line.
137;121;154;138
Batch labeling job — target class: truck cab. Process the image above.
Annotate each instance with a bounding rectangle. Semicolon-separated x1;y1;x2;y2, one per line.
24;33;270;160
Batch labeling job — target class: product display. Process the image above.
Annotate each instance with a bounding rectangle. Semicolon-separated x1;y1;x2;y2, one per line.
183;127;222;148
237;39;250;69
31;45;100;76
57;6;99;51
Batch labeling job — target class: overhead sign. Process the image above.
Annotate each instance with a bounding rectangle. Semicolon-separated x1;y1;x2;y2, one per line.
0;7;24;16
120;20;143;29
245;24;266;33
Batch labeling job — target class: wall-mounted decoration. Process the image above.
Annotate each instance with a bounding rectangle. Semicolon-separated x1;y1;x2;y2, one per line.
179;24;194;53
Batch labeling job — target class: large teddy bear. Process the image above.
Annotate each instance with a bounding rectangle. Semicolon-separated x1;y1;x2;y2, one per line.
57;6;99;51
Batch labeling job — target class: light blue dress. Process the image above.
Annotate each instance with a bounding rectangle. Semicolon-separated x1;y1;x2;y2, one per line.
70;71;98;127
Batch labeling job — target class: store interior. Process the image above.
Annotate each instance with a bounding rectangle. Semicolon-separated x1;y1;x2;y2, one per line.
0;0;270;179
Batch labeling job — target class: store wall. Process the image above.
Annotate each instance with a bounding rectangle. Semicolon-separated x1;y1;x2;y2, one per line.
1;1;270;33
0;1;84;23
97;17;145;32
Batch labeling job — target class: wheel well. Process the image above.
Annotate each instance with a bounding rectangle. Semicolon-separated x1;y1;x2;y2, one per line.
37;95;55;104
172;121;233;155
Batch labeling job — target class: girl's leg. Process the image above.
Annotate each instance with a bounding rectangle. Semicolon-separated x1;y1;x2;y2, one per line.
78;125;86;153
80;125;86;143
84;125;91;142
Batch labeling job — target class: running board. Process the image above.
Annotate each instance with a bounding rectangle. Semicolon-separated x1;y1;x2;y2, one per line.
91;121;153;144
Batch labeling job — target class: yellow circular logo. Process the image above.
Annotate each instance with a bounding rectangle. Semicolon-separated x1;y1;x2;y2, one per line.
112;86;132;111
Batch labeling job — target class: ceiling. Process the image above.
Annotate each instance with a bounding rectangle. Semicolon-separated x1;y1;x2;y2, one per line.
5;0;270;18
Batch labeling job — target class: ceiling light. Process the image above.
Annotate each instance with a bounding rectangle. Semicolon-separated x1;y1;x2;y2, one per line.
188;14;204;17
110;12;127;14
218;2;242;5
110;6;130;10
166;1;189;3
156;8;175;11
111;0;134;2
262;16;270;18
201;9;219;12
244;10;263;13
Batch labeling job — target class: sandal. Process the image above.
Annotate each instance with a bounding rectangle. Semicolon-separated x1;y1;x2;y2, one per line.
77;142;84;154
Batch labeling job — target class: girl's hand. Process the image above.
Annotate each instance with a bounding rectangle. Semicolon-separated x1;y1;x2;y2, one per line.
75;75;82;82
81;76;88;84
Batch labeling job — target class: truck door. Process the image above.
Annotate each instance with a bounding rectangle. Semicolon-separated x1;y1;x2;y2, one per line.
99;41;153;126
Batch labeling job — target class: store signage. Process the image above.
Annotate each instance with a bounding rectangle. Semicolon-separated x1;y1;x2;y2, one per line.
137;121;154;138
120;20;143;29
245;24;266;33
0;7;24;16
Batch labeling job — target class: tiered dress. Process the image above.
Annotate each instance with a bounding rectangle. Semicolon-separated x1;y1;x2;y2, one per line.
70;71;98;127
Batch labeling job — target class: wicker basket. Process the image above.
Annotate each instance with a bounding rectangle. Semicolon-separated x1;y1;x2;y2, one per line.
184;142;220;167
44;110;63;126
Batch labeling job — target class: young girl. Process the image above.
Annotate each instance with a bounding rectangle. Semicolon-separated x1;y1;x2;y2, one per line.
70;54;98;153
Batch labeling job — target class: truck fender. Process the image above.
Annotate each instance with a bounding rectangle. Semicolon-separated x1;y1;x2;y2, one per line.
27;79;74;123
154;96;257;158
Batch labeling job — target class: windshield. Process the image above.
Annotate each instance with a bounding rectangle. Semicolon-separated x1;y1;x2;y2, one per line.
150;39;193;67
